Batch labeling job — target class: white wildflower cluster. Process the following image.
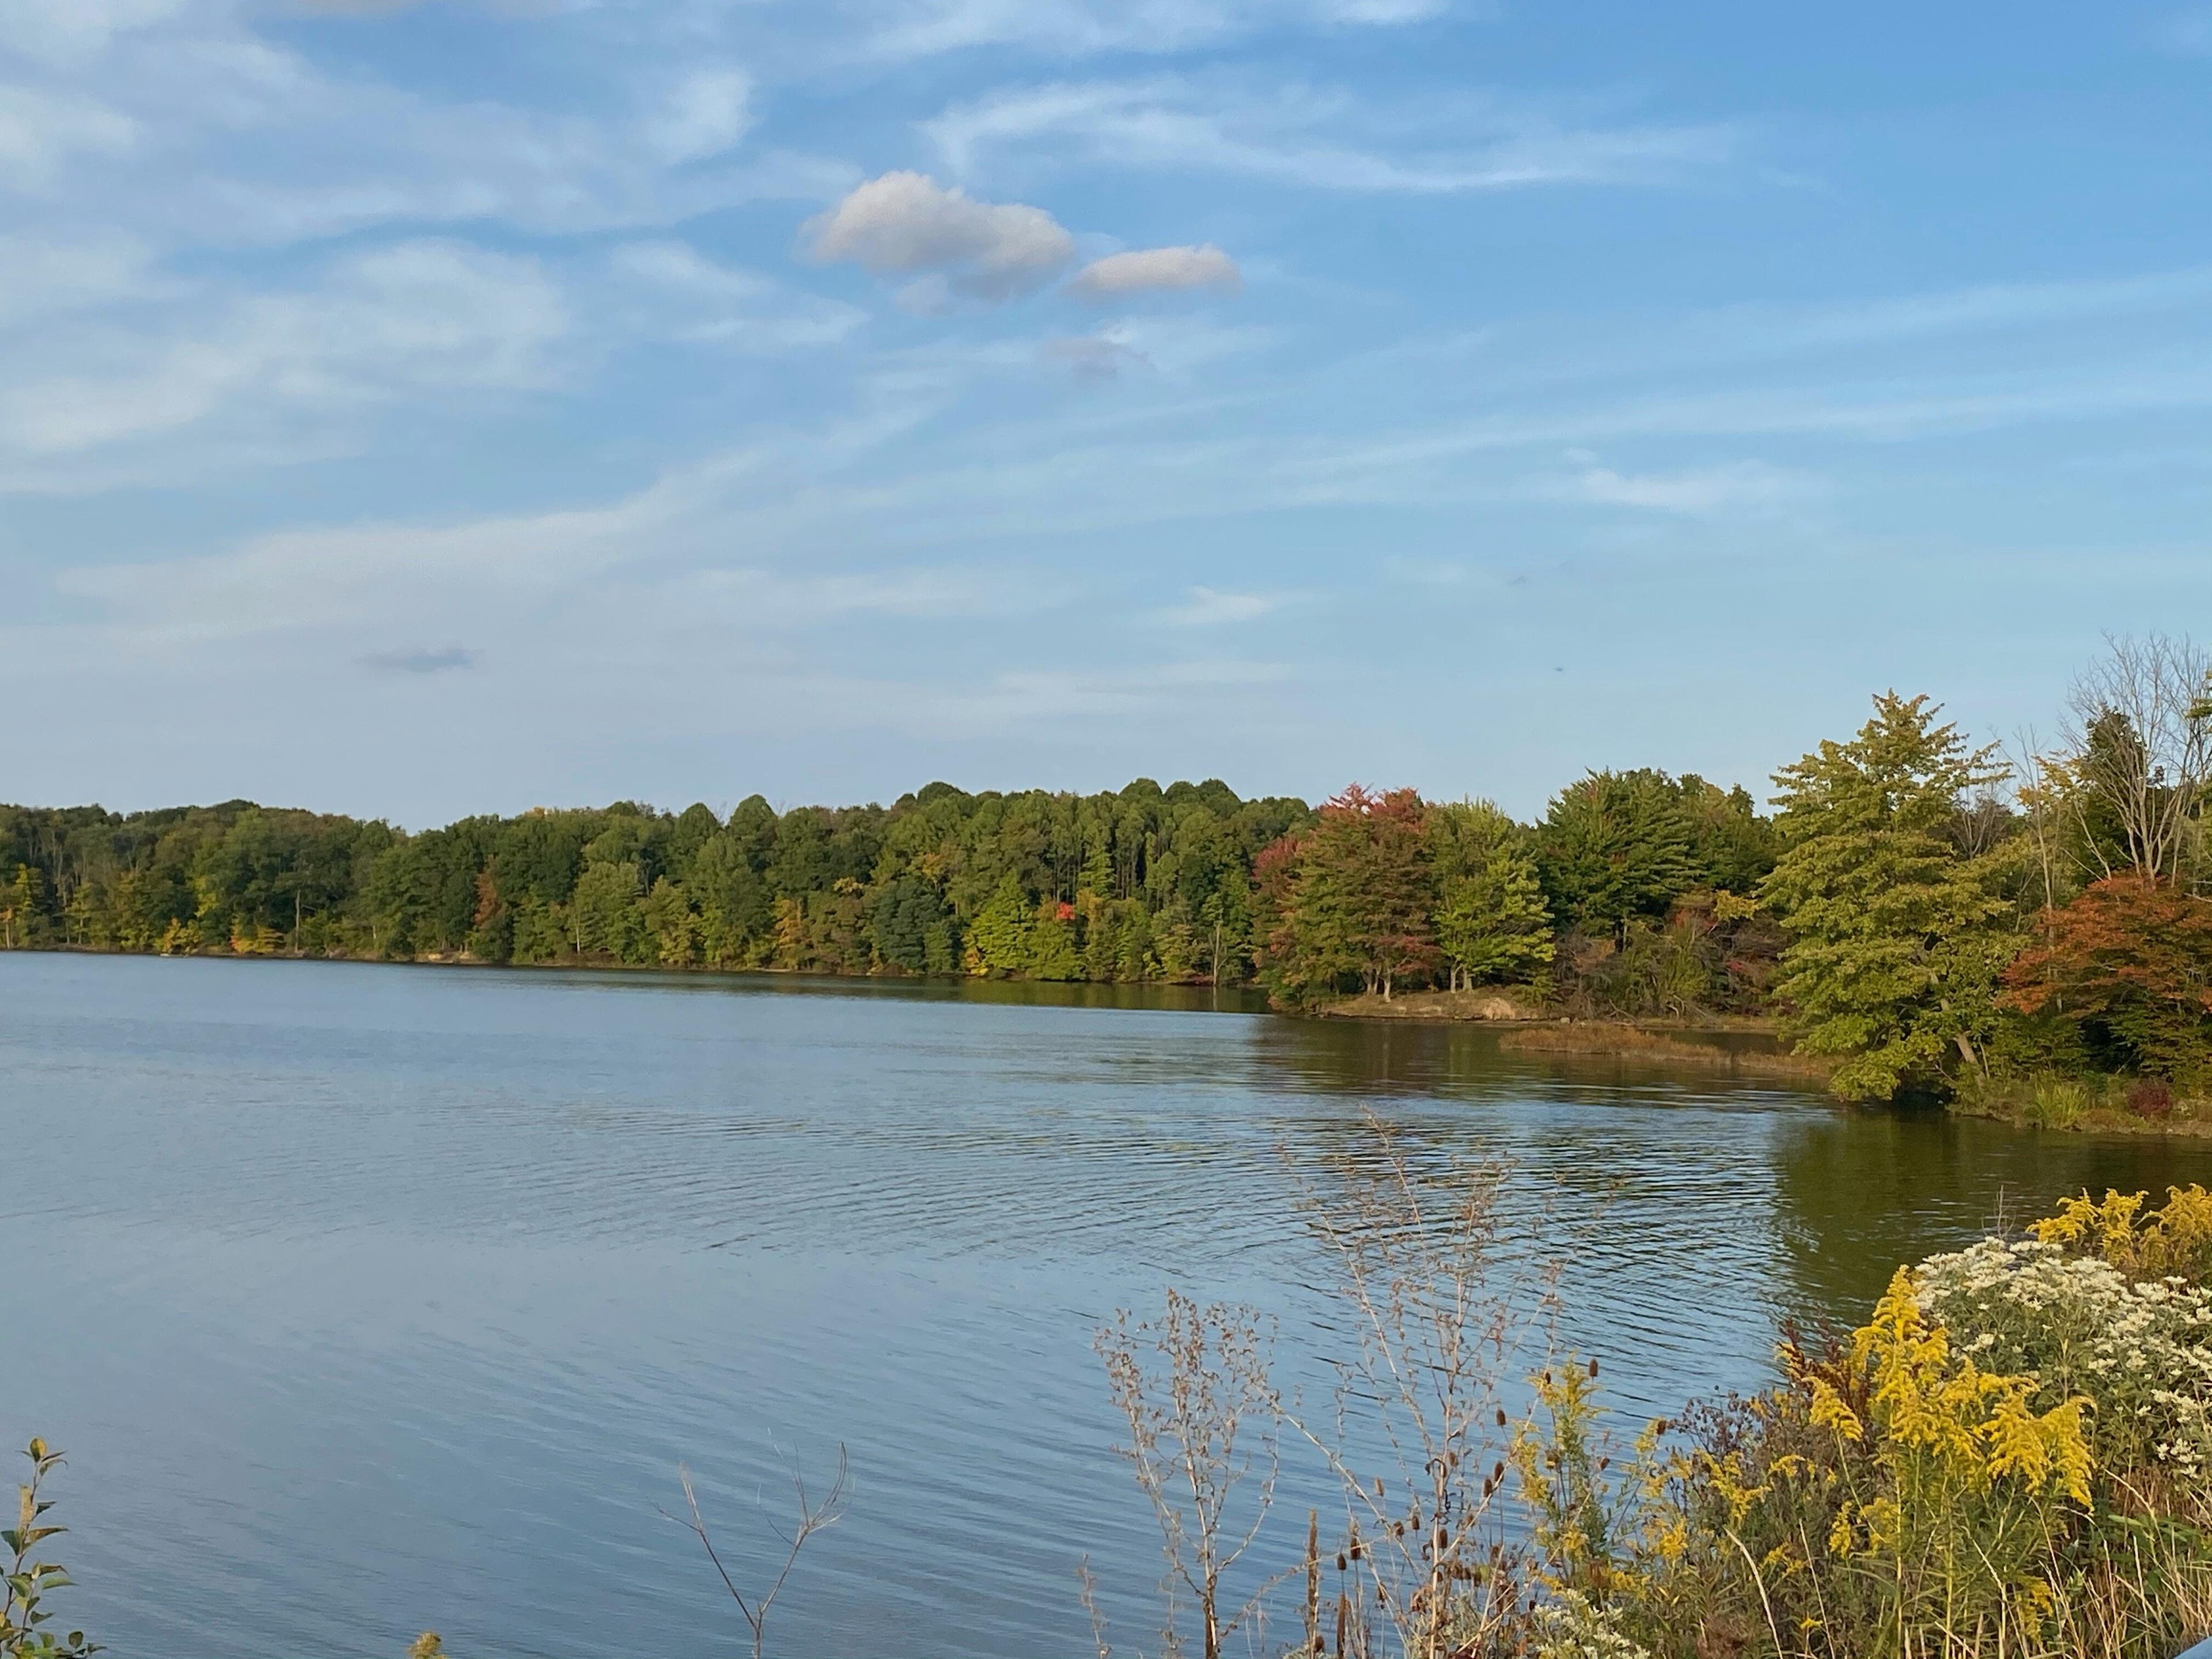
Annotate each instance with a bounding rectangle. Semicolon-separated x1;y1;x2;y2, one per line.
1915;1238;2212;1482
1531;1591;1654;1659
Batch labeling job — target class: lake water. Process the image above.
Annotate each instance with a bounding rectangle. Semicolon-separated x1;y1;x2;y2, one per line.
5;952;2209;1658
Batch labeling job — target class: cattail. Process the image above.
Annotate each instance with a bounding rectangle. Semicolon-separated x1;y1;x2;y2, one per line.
1588;1358;1600;1379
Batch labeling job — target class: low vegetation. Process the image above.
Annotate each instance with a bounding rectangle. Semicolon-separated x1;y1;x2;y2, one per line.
1097;1170;2212;1659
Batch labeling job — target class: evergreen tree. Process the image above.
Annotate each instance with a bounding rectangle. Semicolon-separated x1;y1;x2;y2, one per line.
1534;770;1696;941
1435;843;1554;988
965;874;1033;975
1027;900;1082;980
1762;694;2020;1101
1426;801;1552;988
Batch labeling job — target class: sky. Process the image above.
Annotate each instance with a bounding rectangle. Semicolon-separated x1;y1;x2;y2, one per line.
6;0;2212;827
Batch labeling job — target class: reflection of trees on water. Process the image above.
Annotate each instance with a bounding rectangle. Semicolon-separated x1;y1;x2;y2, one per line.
1767;1111;2212;1327
1247;1014;2212;1410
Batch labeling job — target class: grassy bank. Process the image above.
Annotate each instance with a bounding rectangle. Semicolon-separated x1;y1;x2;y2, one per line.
1953;1071;2212;1138
1495;1021;1838;1081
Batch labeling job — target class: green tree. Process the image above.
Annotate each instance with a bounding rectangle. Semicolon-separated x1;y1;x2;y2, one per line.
1427;803;1554;989
1763;693;2020;1101
1027;900;1082;980
571;859;650;963
691;831;772;967
643;878;700;967
1259;786;1436;1003
1;865;44;949
965;873;1033;975
1534;770;1695;942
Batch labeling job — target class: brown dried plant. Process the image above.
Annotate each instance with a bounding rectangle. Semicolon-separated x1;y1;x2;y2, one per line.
1286;1115;1558;1659
1097;1290;1283;1659
666;1445;849;1659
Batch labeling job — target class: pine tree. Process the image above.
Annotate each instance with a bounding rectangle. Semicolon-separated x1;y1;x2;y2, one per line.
965;874;1033;975
1435;843;1554;988
1762;694;2019;1100
1534;770;1696;942
1426;801;1553;989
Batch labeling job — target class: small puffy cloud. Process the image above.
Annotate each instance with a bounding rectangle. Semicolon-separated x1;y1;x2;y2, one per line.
646;67;754;164
802;171;1074;303
1066;244;1240;302
1157;585;1278;626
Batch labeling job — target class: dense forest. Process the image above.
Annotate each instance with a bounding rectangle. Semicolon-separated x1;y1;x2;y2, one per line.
7;635;2212;1115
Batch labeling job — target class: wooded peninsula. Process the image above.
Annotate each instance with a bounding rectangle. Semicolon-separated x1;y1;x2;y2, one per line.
8;634;2212;1123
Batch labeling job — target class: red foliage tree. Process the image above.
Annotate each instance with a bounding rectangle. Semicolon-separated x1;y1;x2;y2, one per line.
1252;785;1438;1004
2002;872;2212;1083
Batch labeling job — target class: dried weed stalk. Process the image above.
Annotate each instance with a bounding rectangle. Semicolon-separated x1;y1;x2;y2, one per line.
1097;1289;1283;1659
1287;1115;1558;1658
666;1444;849;1659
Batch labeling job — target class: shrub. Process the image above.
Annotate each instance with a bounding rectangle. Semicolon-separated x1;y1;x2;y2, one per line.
1502;1184;2212;1659
1;1441;97;1659
2128;1077;2176;1119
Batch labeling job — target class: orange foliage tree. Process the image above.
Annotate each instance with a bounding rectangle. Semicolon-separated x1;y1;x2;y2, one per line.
2002;872;2212;1082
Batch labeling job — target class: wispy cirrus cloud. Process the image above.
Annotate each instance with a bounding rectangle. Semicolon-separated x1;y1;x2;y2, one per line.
0;84;137;187
1545;459;1817;516
858;0;1450;60
606;240;865;349
926;75;1740;194
0;240;566;465
1157;585;1281;625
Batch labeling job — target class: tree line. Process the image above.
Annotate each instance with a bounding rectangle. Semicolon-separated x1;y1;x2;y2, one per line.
7;634;2212;1108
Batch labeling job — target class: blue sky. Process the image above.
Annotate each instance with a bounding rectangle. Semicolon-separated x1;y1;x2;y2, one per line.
5;0;2212;826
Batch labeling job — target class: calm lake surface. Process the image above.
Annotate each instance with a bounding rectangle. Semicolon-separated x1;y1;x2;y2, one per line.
6;952;2210;1658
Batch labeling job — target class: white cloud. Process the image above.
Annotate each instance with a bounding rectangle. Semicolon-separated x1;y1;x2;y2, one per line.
645;66;754;164
1066;244;1240;301
927;77;1738;194
0;0;191;66
1039;334;1147;377
2;9;840;251
1157;585;1279;625
1544;460;1815;515
1;240;566;461
802;171;1075;302
607;240;865;349
860;0;1449;59
0;233;162;326
0;85;137;187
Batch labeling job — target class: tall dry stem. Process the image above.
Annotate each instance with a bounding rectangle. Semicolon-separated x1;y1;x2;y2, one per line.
665;1444;848;1659
1098;1290;1282;1659
1285;1113;1556;1659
